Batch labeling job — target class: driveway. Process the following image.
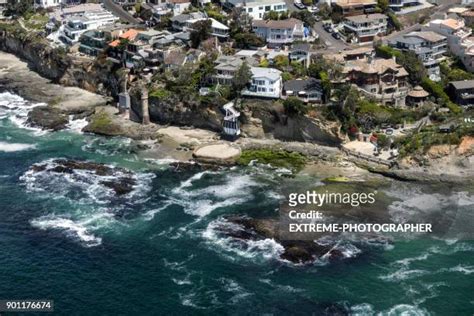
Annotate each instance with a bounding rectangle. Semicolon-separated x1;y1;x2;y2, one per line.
313;21;350;51
102;0;141;24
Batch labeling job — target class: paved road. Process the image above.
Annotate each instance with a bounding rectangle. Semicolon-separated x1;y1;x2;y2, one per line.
313;21;350;51
102;0;141;24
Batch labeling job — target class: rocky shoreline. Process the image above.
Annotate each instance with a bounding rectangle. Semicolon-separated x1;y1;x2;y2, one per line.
1;50;473;183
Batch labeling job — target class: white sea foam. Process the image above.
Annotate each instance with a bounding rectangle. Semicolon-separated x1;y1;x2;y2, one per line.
0;141;35;152
443;265;474;275
21;158;154;205
171;173;258;217
30;215;106;247
66;115;88;133
0;92;47;134
143;201;173;221
202;218;284;262
380;269;428;282
350;303;429;316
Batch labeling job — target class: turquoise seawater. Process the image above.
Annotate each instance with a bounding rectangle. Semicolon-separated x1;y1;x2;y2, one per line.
0;92;473;315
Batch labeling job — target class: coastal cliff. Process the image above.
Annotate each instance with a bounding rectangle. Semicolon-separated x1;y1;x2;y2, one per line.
0;25;121;96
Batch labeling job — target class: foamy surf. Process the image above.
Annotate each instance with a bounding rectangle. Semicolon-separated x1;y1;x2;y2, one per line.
202;218;284;262
170;173;259;217
0;92;47;134
0;141;35;152
30;216;103;247
66;115;88;133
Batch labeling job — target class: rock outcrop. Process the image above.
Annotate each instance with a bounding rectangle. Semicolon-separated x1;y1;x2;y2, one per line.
0;26;121;96
27;106;69;131
244;100;347;146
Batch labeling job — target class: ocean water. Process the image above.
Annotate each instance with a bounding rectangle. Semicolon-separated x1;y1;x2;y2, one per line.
0;91;473;315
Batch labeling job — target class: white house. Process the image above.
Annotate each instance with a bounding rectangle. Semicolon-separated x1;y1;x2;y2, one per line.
34;0;61;9
252;18;305;47
168;0;191;15
242;67;282;98
59;10;118;45
225;0;287;20
185;17;230;39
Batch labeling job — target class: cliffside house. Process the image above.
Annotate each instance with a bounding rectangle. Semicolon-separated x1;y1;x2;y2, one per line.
342;13;388;44
252;18;306;47
332;0;377;17
341;56;409;107
59;10;119;45
282;78;323;103
241;67;282;98
388;31;447;82
79;30;113;56
212;55;258;85
448;80;474;107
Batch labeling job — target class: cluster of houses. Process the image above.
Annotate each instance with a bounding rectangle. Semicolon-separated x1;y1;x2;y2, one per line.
31;0;474;111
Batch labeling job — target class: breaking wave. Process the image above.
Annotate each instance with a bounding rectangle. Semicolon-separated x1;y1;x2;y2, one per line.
21;158;155;246
170;173;259;217
0;141;35;152
0;92;46;134
202;218;284;263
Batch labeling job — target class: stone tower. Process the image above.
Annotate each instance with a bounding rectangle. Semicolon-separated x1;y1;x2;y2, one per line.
140;83;150;125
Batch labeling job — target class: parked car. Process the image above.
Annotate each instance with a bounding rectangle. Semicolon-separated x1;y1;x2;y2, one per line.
385;128;394;135
332;32;341;39
294;2;306;9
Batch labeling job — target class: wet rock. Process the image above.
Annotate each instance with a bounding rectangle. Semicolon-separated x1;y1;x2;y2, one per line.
28;159;137;196
169;161;224;173
27;106;69;131
48;159;116;176
101;178;136;196
225;216;346;265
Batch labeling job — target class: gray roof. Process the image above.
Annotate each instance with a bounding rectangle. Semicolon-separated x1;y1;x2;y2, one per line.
345;13;387;24
283;78;322;92
215;56;244;71
250;67;282;81
450;79;474;90
291;43;311;52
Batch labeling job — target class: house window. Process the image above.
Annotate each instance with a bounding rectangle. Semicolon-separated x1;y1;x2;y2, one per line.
265;5;271;11
248;7;253;12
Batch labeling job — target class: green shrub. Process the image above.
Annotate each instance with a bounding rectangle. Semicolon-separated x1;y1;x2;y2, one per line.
149;88;171;99
283;97;307;116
